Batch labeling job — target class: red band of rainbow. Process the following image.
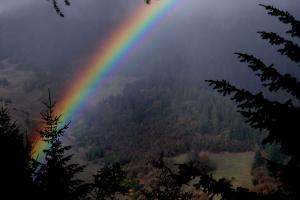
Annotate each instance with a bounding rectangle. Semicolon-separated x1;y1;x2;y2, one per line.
32;0;180;160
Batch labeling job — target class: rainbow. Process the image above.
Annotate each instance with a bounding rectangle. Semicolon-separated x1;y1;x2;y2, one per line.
32;0;180;159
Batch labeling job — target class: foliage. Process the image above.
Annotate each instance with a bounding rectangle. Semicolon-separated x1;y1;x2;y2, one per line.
91;163;129;200
205;4;300;199
34;91;91;200
0;106;36;199
77;70;259;169
0;91;134;200
86;145;104;162
143;156;194;200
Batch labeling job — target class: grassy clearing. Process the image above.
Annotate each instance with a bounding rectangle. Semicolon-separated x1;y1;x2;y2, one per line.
173;151;255;188
206;151;254;188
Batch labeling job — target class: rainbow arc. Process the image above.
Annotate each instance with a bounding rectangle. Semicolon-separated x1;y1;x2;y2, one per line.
32;0;180;160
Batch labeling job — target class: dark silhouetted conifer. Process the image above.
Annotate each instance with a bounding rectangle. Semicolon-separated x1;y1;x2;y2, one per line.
144;4;300;200
91;163;129;200
205;4;300;200
0;106;36;199
34;91;90;200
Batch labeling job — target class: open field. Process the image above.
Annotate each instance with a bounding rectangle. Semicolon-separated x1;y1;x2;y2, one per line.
208;151;254;188
173;151;255;188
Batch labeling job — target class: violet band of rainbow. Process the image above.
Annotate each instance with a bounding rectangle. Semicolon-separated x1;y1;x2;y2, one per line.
31;0;180;160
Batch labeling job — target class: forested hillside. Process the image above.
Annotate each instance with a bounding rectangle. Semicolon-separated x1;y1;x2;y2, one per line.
74;65;260;171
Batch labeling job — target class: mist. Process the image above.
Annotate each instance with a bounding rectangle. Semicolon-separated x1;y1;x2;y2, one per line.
0;0;298;133
1;0;299;82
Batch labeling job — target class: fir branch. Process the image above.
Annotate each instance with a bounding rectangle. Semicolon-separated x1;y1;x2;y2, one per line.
257;32;300;64
260;4;300;38
206;79;298;154
235;53;300;99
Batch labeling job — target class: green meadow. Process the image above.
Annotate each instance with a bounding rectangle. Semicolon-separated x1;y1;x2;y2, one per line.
173;151;255;188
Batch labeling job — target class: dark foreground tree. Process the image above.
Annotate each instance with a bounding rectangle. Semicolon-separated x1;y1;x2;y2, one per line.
143;156;194;200
0;92;134;200
144;4;300;200
204;4;300;200
140;153;219;200
34;91;90;200
91;163;129;200
0;106;35;199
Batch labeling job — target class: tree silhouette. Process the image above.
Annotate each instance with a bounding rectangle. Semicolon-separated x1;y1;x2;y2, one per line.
143;4;300;200
34;91;90;200
143;156;193;200
0;106;36;199
205;4;300;200
91;163;129;200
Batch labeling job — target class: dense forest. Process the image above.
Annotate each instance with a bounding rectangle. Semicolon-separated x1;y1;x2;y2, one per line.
76;65;260;168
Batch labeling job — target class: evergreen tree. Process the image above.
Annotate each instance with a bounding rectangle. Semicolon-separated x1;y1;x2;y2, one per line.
34;91;90;200
144;156;193;200
0;106;35;199
144;4;300;200
204;4;300;199
91;163;129;200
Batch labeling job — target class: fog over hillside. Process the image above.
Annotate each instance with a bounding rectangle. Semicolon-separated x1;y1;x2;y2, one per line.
1;0;299;77
0;0;298;149
0;0;299;133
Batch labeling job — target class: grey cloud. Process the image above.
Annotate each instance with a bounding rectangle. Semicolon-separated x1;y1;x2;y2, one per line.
0;0;299;90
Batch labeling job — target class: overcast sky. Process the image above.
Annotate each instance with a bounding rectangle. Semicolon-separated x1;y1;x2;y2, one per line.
1;0;300;96
1;0;299;131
